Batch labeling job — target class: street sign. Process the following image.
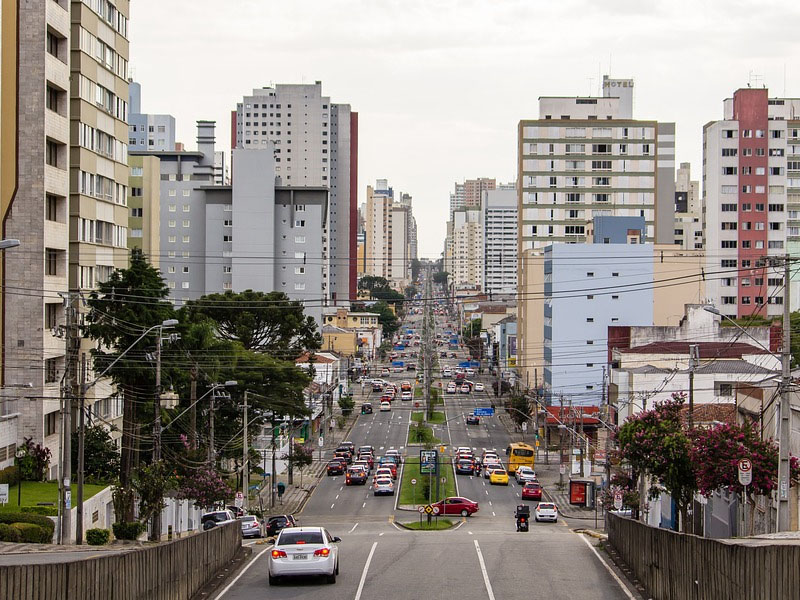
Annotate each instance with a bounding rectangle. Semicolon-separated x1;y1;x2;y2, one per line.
738;458;753;486
432;506;440;515
0;483;7;505
318;437;324;447
424;504;433;515
559;464;566;475
440;477;447;484
474;407;494;417
235;491;244;508
418;506;425;514
411;478;417;485
420;450;438;474
613;491;623;510
521;422;528;432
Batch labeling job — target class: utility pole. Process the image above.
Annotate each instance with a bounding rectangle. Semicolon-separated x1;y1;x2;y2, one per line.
773;255;792;531
152;327;164;540
242;391;249;511
189;367;197;449
208;389;216;466
688;344;699;429
271;419;277;510
603;366;611;487
76;354;87;544
60;292;80;544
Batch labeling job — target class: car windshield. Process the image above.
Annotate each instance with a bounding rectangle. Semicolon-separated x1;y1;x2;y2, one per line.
278;531;324;545
538;504;555;510
205;512;229;522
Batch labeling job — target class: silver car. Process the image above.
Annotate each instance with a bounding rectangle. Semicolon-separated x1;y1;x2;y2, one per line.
373;476;395;496
534;502;559;523
239;515;263;538
515;466;537;484
269;527;341;585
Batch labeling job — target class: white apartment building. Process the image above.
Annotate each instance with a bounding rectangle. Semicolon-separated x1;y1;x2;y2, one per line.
364;180;412;285
517;76;676;254
481;188;518;295
452;208;483;290
673;162;702;249
702;88;800;319
234;82;357;303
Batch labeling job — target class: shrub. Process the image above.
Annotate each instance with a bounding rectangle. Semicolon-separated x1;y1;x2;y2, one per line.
0;512;55;541
112;521;145;541
0;465;19;486
86;528;111;546
19;506;58;517
10;522;49;543
0;523;22;542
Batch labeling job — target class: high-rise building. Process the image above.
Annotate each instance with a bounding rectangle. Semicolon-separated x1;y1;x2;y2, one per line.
365;182;393;280
213;150;228;185
452;208;483;291
464;177;496;209
673;162;702;250
128;80;176;152
481;188;518;295
517;76;675;253
127;154;161;267
233;82;357;302
1;0;72;475
138;121;328;324
702;88;800;318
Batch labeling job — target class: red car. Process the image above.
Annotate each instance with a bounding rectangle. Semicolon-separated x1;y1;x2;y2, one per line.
431;497;479;517
326;459;346;476
521;482;543;501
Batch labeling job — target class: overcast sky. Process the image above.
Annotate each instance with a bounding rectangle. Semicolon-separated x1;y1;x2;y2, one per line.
129;0;800;258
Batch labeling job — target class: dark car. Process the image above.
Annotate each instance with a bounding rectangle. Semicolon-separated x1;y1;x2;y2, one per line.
266;514;298;537
521;482;543;501
431;497;479;517
327;459;346;476
333;450;352;464
466;415;480;425
361;402;373;415
456;459;475;475
346;466;368;486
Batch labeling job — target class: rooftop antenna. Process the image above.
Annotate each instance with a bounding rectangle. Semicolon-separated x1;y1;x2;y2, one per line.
749;70;764;89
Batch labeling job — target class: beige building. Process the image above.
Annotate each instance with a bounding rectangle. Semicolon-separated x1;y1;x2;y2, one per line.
127;154;160;267
673;162;702;250
1;0;72;474
452;208;483;291
322;325;358;356
365;183;392;279
322;308;383;359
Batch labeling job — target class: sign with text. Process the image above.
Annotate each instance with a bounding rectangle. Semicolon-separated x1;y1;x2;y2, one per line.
420;450;438;474
613;491;623;510
738;458;753;487
474;407;495;417
0;484;7;505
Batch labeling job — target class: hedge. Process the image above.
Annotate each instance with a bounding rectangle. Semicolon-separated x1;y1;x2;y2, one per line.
86;528;111;546
0;512;55;541
0;465;19;486
0;523;22;542
10;522;49;543
112;521;145;540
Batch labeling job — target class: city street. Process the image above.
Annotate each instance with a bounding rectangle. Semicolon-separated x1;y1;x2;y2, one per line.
217;303;636;600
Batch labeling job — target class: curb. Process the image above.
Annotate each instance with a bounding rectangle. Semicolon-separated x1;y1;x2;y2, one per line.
191;545;251;600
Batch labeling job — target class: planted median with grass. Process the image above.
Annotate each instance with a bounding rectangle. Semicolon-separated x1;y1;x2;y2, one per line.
410;411;446;424
401;518;454;531
407;421;441;445
398;455;456;506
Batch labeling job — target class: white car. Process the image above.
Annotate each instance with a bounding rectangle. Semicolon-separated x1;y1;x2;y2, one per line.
269;526;340;585
442;369;452;377
446;383;457;394
380;401;391;412
466;368;476;376
535;503;559;523
515;466;537;483
201;509;237;531
401;391;412;401
380;368;390;376
373;476;395;496
474;382;485;392
374;467;394;481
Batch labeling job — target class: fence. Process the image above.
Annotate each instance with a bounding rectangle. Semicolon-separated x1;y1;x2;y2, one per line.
607;512;800;599
0;521;242;600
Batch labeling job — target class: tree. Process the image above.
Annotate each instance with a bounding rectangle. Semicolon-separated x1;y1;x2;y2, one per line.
463;318;482;339
132;461;173;540
184;290;321;357
508;395;530;428
617;394;696;532
356;301;399;339
17;437;52;482
85;248;176;519
176;469;233;511
691;421;800;534
432;271;449;286
404;285;418;300
410;258;422;282
71;425;120;483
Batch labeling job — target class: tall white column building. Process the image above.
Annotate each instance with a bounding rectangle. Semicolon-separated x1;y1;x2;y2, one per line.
481;188;518;295
233;82;358;302
702;88;800;318
452;208;483;291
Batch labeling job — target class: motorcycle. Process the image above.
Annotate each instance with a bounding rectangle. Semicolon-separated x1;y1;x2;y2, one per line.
515;505;530;532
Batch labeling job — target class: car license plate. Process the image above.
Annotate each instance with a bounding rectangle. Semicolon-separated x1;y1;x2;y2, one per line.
293;554;308;560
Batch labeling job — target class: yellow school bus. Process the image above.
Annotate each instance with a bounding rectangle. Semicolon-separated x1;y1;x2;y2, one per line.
505;442;535;474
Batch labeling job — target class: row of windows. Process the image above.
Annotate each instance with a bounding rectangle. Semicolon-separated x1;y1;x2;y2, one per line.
78;27;127;79
721;296;783;305
721;221;782;231
721;239;784;249
76;218;127;247
77;171;127;205
718;202;783;212
167;204;192;212
77;123;127;163
81;0;128;38
722;129;784;139
77;75;127;121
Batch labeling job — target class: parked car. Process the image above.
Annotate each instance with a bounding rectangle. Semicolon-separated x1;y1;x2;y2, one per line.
239;515;263;538
534;503;559;523
201;510;237;531
460;384;470;394
401;391;412;401
268;527;340;585
521;482;543;501
377;460;397;478
446;383;457;394
385;450;403;464
361;402;373;415
431;497;479;517
266;514;299;537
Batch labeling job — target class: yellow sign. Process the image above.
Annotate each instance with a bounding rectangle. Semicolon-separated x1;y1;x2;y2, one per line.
295;438;304;444
424;504;433;514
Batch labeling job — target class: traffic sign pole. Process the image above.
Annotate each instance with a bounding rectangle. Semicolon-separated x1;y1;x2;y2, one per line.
738;458;752;536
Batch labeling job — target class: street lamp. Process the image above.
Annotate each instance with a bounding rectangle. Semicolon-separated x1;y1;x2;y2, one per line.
0;239;20;250
15;447;25;507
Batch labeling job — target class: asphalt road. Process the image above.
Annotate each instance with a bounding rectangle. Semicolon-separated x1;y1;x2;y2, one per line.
217;308;636;600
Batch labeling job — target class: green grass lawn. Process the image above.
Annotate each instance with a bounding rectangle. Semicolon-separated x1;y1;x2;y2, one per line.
0;481;107;512
410;411;446;424
407;422;441;445
398;457;456;506
402;518;454;530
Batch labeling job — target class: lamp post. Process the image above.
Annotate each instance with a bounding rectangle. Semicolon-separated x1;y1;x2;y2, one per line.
0;239;20;250
15;448;25;506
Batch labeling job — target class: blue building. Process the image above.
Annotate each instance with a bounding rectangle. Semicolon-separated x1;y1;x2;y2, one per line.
543;217;655;404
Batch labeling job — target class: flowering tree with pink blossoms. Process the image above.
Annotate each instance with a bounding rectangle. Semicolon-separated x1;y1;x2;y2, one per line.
177;469;234;511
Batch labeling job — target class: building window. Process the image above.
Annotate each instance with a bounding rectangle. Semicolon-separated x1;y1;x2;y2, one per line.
182;220;190;227
45;249;61;276
46;194;62;222
181;282;189;289
46;140;62;168
44;410;58;435
168;204;176;212
168;266;175;274
182;235;190;243
223;235;233;242
45;303;59;329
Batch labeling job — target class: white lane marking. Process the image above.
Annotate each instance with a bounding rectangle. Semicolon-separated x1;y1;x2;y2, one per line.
453;520;465;531
577;534;636;600
391;520;404;531
488;501;493;506
468;530;473;535
485;490;489;495
213;545;272;599
379;532;385;537
362;502;366;508
349;522;359;533
492;511;496;516
336;494;340;499
473;540;496;600
340;486;344;491
354;541;378;600
331;503;335;509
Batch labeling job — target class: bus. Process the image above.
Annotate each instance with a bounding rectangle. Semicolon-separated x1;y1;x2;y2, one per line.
504;442;535;474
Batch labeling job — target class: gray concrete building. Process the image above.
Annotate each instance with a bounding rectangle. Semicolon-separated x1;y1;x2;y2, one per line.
128;80;176;152
135;121;327;324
